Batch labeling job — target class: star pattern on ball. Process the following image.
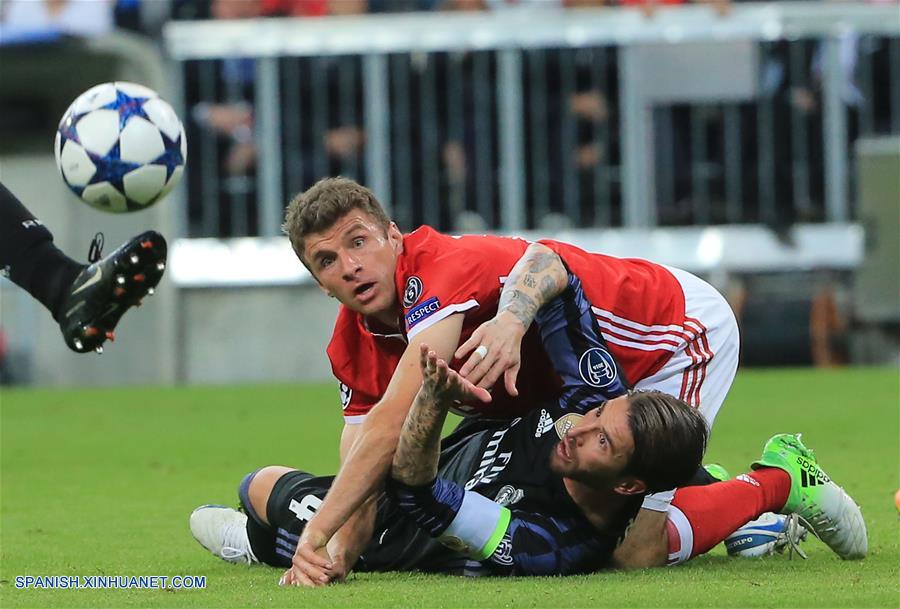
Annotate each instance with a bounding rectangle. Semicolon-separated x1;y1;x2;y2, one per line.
98;88;185;185
58;113;80;143
56;109;120;199
56;83;186;212
103;89;153;131
154;132;185;182
84;142;141;196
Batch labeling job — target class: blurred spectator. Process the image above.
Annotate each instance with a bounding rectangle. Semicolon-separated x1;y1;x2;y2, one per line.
211;0;264;18
438;0;605;8
192;101;256;175
481;0;562;8
0;0;123;154
182;0;371;235
434;45;618;230
174;0;890;238
261;0;328;15
327;0;369;15
615;0;731;19
0;0;114;42
191;0;259;179
182;0;262;235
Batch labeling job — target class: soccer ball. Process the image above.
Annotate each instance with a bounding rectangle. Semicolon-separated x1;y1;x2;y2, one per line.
55;81;186;213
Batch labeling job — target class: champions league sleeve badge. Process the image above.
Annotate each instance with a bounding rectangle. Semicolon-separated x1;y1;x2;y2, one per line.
339;382;353;410
402;276;424;308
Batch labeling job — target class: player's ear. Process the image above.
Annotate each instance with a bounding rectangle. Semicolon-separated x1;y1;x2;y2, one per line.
388;222;403;250
612;477;647;496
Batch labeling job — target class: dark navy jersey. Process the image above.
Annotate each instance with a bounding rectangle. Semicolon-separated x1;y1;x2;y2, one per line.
375;274;638;576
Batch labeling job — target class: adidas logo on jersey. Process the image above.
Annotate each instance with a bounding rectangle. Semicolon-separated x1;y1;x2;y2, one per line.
535;409;554;437
736;474;760;487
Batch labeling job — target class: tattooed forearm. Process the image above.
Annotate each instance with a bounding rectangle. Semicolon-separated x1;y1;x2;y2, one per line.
539;275;560;303
498;244;568;329
499;289;540;328
526;252;555;273
391;387;449;486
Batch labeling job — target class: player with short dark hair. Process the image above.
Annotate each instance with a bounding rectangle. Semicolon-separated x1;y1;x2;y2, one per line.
283;176;392;275
0;182;166;353
605;390;708;494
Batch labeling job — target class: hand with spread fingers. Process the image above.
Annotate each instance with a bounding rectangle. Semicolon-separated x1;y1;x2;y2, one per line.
455;242;569;396
420;343;492;406
453;310;526;396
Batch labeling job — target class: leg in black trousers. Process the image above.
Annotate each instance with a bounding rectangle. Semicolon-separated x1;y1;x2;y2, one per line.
1;182;168;353
0;182;83;320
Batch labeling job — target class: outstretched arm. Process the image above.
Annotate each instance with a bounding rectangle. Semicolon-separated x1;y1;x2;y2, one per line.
316;424;375;584
387;351;617;575
392;345;489;486
283;315;488;588
455;242;568;393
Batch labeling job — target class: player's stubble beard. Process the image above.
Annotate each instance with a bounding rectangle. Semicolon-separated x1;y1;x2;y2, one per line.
548;443;621;489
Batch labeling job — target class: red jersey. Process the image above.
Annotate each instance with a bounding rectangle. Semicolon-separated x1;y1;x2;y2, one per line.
327;227;686;423
327;226;558;423
538;239;686;384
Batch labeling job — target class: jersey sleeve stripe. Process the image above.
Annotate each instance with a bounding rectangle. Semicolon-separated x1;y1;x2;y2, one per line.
342;414;367;424
679;342;702;407
406;299;480;340
482;508;512;560
594;319;686;346
686;316;714;408
440;490;512;560
591;306;687;334
601;333;680;353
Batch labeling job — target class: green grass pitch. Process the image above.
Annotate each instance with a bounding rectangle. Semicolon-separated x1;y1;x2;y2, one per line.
1;368;898;608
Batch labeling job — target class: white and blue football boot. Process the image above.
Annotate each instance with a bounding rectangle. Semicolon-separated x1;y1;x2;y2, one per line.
725;512;808;559
190;505;259;565
705;463;809;559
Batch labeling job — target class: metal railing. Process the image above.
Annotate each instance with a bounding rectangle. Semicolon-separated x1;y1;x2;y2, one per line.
164;2;900;238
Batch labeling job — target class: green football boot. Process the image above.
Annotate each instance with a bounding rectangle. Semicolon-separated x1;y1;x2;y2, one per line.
751;433;867;560
704;463;731;482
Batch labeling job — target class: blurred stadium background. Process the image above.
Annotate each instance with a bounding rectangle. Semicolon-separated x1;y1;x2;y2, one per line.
0;0;898;388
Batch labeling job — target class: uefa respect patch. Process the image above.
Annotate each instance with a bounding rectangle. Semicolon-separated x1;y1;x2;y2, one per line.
405;296;441;329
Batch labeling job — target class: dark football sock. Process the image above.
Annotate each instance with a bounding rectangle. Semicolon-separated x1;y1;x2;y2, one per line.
0;183;84;320
237;470;286;567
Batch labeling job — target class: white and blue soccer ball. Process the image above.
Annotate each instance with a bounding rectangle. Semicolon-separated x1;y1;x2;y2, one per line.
55;81;186;213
